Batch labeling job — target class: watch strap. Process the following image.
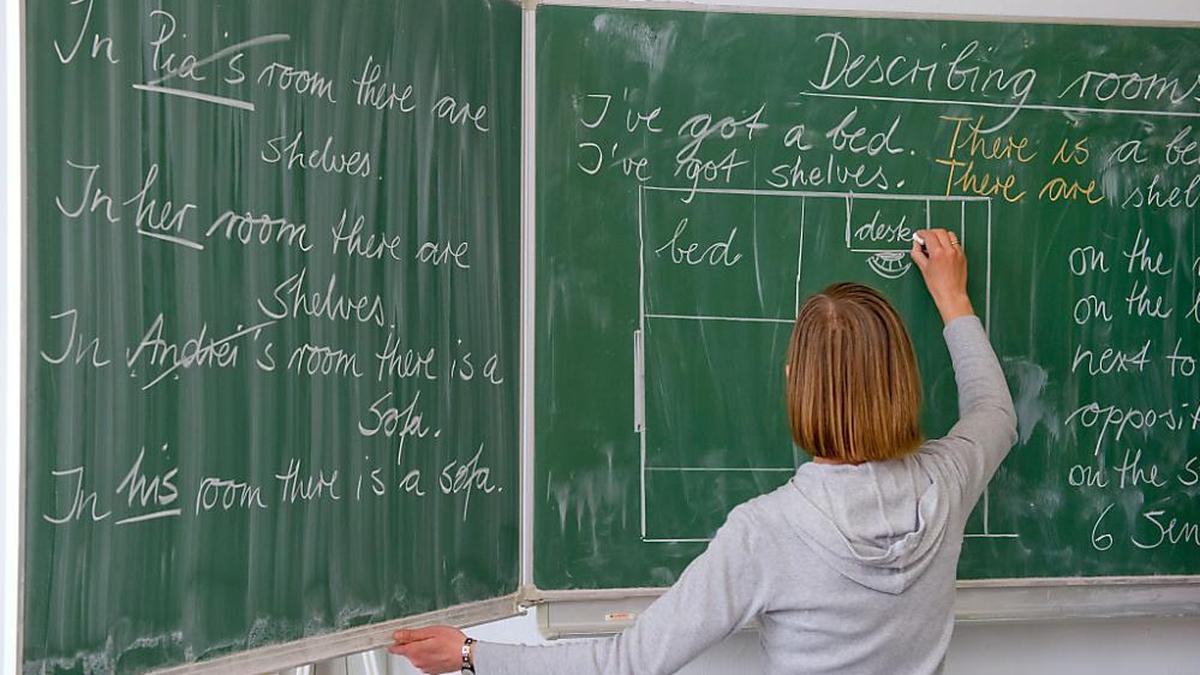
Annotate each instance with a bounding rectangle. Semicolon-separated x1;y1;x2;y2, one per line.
461;637;477;672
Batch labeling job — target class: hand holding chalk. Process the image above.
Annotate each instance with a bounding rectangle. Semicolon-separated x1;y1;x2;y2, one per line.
911;228;973;325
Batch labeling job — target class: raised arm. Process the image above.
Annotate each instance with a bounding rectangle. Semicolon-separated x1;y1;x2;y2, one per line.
939;314;1018;499
392;505;770;675
911;229;1018;503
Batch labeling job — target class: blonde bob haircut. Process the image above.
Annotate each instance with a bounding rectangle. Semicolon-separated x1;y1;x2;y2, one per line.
786;282;923;463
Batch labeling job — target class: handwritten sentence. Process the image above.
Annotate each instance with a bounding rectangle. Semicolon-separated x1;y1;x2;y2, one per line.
43;441;502;528
56;2;491;127
56;160;472;262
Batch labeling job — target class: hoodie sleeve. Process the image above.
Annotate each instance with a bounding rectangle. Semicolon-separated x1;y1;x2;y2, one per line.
472;505;770;675
927;315;1018;507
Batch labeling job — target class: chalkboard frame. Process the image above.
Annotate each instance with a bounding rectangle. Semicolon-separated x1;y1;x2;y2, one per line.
148;596;522;675
538;0;1200;28
527;0;1200;630
530;577;1200;638
16;0;529;673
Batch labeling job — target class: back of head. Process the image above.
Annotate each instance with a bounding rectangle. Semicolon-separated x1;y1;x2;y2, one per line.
786;282;922;464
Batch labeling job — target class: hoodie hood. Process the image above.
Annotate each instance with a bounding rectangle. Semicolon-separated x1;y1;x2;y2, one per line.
777;456;951;595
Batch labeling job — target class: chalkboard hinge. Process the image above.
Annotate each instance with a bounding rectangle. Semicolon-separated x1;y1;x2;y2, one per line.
633;330;645;432
517;583;546;609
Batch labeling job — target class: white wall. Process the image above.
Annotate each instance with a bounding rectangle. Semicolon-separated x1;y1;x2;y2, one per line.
2;0;22;673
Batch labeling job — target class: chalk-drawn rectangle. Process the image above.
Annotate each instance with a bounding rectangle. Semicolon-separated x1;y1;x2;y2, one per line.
845;197;926;253
640;187;801;322
640;317;796;540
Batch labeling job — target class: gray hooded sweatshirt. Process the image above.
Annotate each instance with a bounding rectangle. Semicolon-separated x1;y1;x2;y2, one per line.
475;315;1018;675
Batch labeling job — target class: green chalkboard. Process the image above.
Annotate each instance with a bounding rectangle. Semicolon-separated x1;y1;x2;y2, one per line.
23;1;520;673
535;6;1200;591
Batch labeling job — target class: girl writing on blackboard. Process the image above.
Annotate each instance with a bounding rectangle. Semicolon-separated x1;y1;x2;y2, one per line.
391;227;1017;675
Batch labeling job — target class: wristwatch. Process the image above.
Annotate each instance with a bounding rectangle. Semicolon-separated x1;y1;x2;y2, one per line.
461;637;477;673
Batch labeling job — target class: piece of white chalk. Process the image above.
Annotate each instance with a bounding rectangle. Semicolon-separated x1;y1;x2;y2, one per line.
912;232;926;247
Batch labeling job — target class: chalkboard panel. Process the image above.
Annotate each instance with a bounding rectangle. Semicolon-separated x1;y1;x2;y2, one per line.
535;5;1200;590
23;1;520;673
